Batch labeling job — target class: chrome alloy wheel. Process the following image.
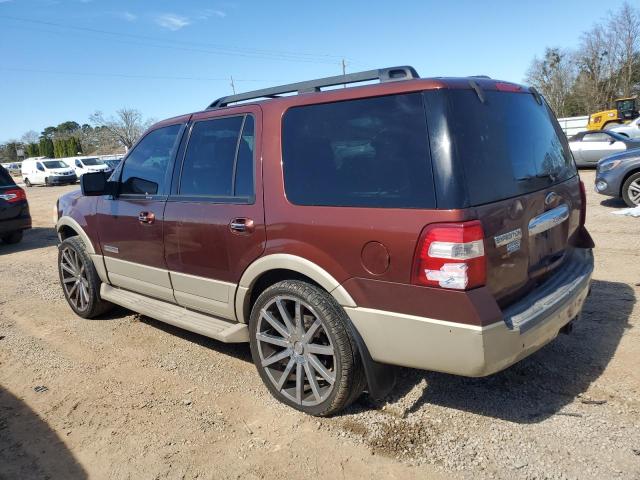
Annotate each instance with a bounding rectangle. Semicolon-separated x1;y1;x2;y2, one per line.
60;246;90;311
255;296;336;407
628;178;640;205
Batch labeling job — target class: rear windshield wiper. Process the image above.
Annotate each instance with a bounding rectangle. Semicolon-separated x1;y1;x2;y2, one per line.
516;172;558;182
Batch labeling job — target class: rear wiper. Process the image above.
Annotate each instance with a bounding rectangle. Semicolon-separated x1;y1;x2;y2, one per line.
516;172;558;182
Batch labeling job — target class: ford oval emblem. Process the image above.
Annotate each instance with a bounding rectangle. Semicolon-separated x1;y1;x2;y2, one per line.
545;192;558;206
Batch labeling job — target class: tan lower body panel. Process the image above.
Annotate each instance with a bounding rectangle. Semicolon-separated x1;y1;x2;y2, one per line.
170;271;235;320
100;284;249;343
344;281;590;377
103;257;174;302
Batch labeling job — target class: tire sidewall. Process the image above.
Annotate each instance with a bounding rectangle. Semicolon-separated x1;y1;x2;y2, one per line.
622;172;640;207
249;281;354;416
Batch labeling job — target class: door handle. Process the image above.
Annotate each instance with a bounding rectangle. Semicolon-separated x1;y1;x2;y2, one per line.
229;217;254;234
138;211;155;224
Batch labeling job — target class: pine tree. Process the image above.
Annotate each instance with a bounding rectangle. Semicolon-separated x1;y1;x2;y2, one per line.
39;138;54;158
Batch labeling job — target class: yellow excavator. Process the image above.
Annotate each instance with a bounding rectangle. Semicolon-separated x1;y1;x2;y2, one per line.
587;97;639;130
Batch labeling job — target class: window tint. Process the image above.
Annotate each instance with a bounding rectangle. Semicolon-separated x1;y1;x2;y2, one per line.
582;133;610;142
36;162;44;172
282;94;435;208
235;116;255;197
179;115;254;198
0;166;15;186
75;160;82;167
120;124;182;195
429;90;577;206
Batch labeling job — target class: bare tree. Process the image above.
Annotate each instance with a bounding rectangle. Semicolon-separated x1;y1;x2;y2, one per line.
608;1;640;97
20;130;39;145
90;108;153;150
525;48;577;117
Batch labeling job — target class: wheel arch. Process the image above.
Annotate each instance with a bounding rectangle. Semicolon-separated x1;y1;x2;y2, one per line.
620;168;640;197
56;216;95;254
235;254;356;324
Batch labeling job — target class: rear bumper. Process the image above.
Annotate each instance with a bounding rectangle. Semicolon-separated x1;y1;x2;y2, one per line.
0;216;32;234
346;248;594;377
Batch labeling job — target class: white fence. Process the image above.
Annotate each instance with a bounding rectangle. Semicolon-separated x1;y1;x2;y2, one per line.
557;116;589;137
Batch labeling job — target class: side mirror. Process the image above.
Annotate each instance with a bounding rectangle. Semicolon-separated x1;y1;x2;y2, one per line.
609;138;616;144
81;171;116;196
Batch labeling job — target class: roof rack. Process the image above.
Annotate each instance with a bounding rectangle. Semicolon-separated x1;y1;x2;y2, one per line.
206;66;420;109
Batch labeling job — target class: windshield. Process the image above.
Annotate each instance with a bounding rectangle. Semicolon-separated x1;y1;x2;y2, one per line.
43;160;68;169
82;158;103;166
427;89;577;206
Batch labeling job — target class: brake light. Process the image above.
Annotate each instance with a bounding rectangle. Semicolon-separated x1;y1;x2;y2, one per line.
579;180;587;227
495;82;522;92
412;221;486;290
0;188;26;203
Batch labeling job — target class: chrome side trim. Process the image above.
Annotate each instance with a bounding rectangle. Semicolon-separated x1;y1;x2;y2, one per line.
528;204;569;236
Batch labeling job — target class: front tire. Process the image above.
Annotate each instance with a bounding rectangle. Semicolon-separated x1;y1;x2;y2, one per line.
58;236;112;318
1;230;23;244
24;178;31;187
622;172;640;207
249;280;364;416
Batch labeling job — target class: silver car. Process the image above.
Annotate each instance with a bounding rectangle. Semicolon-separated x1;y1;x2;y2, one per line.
569;130;640;167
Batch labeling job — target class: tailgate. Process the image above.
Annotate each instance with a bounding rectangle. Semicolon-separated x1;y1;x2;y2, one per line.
476;176;583;305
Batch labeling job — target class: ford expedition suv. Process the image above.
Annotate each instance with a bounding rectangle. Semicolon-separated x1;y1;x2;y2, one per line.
55;66;594;416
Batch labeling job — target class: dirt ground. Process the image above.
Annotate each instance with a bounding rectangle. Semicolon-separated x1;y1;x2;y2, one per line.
1;170;639;480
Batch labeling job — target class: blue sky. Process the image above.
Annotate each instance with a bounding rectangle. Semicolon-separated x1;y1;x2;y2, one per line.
0;0;630;141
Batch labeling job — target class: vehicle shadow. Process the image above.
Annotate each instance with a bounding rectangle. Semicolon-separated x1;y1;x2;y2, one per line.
0;386;87;479
0;227;58;254
599;197;627;208
355;279;633;423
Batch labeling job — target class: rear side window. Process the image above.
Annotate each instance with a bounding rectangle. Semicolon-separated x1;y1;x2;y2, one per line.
120;124;182;196
282;93;435;208
430;90;577;206
0;166;15;186
179;115;255;199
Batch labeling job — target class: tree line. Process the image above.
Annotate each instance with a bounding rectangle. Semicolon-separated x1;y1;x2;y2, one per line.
525;2;640;118
0;108;153;163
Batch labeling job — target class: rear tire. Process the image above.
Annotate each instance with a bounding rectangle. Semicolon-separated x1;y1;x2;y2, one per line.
58;236;113;318
1;231;23;244
249;280;365;416
622;172;640;207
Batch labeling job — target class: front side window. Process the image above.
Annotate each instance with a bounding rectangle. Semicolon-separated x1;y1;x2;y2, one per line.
282;93;435;208
179;115;255;198
582;133;610;142
120;124;182;195
75;160;82;167
36;162;45;171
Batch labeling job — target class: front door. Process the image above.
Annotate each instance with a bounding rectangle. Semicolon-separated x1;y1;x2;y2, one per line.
163;107;265;320
96;122;186;302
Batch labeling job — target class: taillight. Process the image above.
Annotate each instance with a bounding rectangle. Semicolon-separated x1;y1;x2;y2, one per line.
0;188;26;203
411;220;486;290
495;82;522;92
579;180;587;227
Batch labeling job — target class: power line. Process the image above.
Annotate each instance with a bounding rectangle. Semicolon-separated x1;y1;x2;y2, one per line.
0;15;360;66
0;66;284;83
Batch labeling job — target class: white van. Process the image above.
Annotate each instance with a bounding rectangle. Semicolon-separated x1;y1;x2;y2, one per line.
68;156;110;178
21;158;77;186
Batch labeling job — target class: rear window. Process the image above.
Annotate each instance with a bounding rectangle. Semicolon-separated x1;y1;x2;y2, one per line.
0;166;15;186
282;93;435;208
431;89;577;206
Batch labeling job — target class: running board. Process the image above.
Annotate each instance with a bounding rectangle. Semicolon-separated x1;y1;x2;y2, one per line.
100;284;249;343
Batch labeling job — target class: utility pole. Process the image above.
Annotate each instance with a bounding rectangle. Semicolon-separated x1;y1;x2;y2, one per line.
230;75;236;94
342;59;347;88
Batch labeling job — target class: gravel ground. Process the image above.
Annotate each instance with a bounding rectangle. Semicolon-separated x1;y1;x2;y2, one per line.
1;170;639;480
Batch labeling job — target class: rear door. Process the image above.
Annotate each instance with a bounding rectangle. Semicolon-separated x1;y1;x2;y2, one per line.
163;106;265;319
424;87;581;304
96;122;185;302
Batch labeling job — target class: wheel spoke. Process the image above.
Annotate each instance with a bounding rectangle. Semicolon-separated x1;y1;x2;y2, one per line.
295;362;303;404
295;301;303;336
303;362;321;401
275;298;295;333
261;310;290;339
307;354;335;385
63;276;76;284
80;284;89;309
61;262;75;276
68;281;78;297
306;343;334;356
256;332;290;348
261;348;292;367
302;319;321;343
276;357;296;391
62;250;75;270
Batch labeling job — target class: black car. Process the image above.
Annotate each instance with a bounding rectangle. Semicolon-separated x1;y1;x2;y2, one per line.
0;165;31;244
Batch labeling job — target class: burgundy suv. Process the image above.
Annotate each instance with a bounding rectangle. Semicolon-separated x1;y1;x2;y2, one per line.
55;66;594;416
